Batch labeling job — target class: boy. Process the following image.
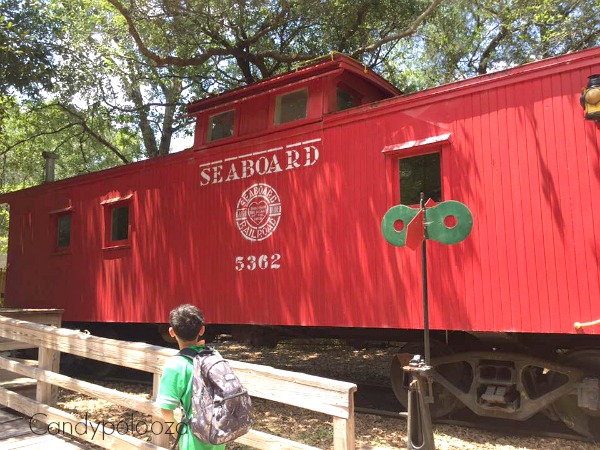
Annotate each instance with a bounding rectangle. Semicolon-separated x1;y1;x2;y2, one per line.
156;304;226;450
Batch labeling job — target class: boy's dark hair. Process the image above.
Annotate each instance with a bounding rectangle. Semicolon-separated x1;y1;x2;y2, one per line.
169;304;205;341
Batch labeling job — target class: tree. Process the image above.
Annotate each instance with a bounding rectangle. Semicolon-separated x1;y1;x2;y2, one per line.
0;0;144;186
388;0;600;91
0;0;58;97
1;0;445;189
0;0;200;186
2;0;599;190
0;0;60;180
0;100;141;187
105;0;444;85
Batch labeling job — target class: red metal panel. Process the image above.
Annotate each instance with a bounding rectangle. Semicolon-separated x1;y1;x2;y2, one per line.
484;87;506;332
519;78;546;333
460;93;479;331
568;67;600;329
529;75;554;332
239;95;269;135
560;70;585;327
494;84;520;331
467;91;488;330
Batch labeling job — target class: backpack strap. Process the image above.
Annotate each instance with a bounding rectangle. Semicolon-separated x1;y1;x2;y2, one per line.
170;428;182;450
177;345;214;361
177;347;200;361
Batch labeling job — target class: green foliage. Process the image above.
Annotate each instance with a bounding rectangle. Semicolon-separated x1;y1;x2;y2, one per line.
387;0;600;90
103;0;438;84
0;205;8;253
0;0;450;195
2;0;599;188
0;99;142;187
0;0;58;96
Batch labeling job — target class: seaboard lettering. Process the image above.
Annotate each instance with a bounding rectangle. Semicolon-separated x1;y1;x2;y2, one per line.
199;139;321;186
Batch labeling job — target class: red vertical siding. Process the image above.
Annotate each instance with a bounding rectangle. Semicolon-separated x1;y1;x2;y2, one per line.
2;49;599;335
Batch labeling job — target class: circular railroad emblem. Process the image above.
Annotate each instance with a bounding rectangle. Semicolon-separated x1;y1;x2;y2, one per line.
235;183;281;241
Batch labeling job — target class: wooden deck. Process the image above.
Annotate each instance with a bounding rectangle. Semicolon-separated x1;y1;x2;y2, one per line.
0;360;93;449
0;407;92;449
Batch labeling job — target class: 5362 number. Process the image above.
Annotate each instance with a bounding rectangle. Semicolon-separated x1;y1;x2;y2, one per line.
235;254;281;271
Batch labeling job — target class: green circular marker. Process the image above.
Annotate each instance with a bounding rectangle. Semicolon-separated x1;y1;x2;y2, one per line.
426;201;473;244
381;204;419;247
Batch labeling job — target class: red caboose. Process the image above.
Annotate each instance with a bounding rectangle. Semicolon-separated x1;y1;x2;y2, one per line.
1;49;599;435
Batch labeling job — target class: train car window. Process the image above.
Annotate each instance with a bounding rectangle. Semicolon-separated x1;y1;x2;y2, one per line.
207;110;235;142
399;153;441;205
337;88;357;111
111;205;129;242
56;213;71;248
275;88;308;124
101;195;133;248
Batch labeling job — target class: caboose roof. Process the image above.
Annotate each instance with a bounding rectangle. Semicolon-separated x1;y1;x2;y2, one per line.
186;53;401;115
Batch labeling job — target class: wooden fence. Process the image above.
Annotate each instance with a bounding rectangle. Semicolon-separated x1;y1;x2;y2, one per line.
0;314;357;450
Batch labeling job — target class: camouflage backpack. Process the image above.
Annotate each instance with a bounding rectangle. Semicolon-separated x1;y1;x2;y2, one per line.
178;347;253;445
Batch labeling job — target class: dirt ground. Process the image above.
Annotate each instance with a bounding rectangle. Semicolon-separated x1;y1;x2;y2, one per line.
55;340;597;450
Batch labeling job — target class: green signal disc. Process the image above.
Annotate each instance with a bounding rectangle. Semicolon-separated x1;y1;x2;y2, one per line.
426;200;473;244
381;204;419;247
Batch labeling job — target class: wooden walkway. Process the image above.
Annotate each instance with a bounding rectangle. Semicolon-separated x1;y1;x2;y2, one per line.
0;407;91;449
0;310;91;448
0;362;92;449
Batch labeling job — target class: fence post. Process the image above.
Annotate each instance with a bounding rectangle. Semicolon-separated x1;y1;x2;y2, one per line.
36;346;60;406
153;372;170;448
333;391;355;450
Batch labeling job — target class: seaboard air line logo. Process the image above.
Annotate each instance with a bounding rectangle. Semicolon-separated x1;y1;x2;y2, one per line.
236;183;281;241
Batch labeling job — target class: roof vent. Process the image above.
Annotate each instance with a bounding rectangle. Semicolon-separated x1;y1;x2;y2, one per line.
42;151;58;183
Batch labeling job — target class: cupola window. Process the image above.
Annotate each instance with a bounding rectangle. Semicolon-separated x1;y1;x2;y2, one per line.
336;87;357;111
275;88;308;124
207;109;235;142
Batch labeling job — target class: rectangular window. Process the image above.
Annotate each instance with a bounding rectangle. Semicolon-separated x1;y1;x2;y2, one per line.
101;194;133;249
111;205;129;242
399;153;441;205
275;88;308;124
336;87;357;111
49;206;73;253
207;110;235;142
56;214;71;248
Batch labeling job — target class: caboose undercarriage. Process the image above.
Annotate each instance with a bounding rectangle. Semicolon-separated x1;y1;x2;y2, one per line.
390;335;600;440
230;325;600;440
392;346;600;440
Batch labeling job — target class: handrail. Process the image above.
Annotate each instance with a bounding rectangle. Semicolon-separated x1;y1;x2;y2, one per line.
0;315;356;450
574;318;600;329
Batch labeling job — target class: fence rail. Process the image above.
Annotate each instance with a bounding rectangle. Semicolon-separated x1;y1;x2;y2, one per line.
0;314;357;449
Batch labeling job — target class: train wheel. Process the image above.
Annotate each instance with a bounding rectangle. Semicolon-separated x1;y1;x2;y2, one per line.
551;349;600;440
390;341;464;418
